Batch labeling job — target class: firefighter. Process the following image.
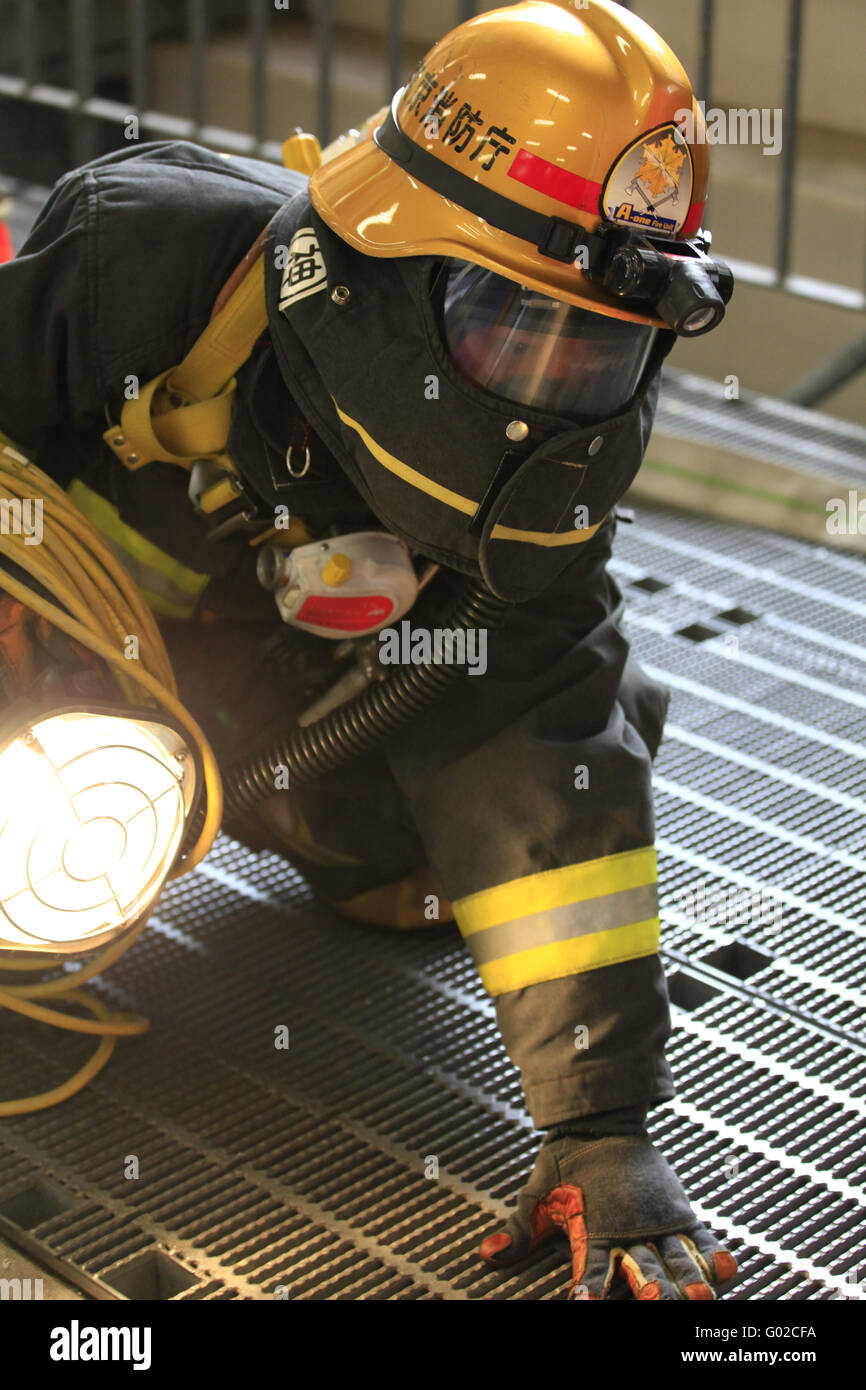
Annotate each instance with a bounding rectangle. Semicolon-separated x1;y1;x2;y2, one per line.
0;0;738;1298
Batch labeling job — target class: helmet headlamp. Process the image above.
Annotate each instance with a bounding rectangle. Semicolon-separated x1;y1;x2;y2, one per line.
589;226;734;337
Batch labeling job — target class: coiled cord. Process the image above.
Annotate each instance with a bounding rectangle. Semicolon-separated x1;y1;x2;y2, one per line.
0;444;222;1115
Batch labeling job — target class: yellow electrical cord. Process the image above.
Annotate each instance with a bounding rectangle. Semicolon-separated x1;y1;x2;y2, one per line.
0;444;223;1115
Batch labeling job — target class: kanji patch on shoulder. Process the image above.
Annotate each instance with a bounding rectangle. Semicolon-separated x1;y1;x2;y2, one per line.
279;226;327;312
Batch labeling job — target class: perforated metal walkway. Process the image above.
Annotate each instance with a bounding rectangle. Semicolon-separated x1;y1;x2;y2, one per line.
1;496;864;1300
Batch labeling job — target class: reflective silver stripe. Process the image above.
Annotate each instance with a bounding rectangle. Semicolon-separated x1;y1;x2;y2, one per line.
100;541;204;614
463;882;659;968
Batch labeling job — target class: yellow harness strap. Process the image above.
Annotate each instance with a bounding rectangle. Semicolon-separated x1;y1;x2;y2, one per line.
99;133;324;519
100;129;326;484
101;253;268;480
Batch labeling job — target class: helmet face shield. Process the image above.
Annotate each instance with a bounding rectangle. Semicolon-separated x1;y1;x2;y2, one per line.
440;261;658;420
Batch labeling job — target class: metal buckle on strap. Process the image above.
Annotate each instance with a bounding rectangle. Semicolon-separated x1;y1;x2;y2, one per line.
188;459;265;542
206;500;265;542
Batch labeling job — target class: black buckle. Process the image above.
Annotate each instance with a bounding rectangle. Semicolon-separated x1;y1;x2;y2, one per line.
538;217;585;263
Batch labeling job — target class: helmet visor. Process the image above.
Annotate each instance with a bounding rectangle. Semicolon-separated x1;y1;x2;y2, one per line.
441;261;658;419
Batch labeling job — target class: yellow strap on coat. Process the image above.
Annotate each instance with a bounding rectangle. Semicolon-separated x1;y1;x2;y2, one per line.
169;253;268;404
101;255;268;474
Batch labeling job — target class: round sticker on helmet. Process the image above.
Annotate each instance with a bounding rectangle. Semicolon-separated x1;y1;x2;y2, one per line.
601;123;694;236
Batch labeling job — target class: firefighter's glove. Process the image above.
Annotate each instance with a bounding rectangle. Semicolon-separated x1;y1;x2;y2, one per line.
479;1134;738;1300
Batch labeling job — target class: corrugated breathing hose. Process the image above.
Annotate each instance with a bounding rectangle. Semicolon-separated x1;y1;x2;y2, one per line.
222;582;511;815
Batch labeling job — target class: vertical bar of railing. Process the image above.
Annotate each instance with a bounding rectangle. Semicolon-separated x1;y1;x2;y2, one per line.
316;0;334;145
18;0;38;86
696;0;714;104
776;0;803;283
458;0;476;21
250;0;269;154
188;0;208;139
386;0;403;103
128;0;150;116
70;0;96;166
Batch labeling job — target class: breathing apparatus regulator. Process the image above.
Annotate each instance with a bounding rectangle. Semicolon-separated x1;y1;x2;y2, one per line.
255;531;419;639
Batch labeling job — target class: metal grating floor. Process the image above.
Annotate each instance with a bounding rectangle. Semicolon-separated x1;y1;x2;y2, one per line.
1;500;865;1300
656;368;866;486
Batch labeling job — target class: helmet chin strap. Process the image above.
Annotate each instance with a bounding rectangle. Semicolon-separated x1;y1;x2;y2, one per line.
374;93;597;266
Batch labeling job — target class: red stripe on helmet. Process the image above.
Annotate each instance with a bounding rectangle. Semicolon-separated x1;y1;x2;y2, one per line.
682;200;706;236
507;149;602;216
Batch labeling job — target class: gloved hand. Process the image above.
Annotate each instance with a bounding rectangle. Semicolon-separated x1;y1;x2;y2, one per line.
479;1134;738;1300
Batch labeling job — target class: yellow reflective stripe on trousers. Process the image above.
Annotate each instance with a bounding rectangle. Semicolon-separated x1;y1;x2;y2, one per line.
67;479;211;619
453;846;660;996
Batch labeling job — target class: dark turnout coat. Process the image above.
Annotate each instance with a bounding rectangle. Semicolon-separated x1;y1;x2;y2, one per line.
0;141;675;1128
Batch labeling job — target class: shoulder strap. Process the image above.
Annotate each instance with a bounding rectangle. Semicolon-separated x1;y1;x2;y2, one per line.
102;241;269;477
98;134;323;533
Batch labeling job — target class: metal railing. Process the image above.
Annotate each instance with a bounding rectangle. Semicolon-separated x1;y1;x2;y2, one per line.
0;0;864;396
0;0;482;158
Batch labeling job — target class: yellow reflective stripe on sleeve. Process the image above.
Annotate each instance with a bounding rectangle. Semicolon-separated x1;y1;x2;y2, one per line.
331;400;601;548
331;399;477;516
67;479;211;619
453;846;660;996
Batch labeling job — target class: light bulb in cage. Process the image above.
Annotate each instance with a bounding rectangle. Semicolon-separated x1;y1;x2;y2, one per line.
0;709;196;954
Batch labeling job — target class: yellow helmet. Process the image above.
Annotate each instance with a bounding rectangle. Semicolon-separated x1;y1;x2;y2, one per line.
310;0;718;333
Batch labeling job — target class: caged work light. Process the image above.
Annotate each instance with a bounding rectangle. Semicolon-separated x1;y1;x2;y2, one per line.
0;706;197;954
